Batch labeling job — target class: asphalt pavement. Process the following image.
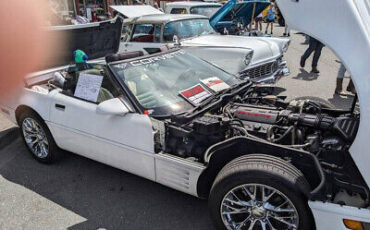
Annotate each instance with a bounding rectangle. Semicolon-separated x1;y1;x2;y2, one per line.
0;24;355;230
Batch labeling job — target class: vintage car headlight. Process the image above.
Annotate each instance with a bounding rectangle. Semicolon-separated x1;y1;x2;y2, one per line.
244;52;253;66
282;41;290;53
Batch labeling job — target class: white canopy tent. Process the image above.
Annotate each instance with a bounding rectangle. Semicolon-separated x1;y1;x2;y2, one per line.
110;5;164;18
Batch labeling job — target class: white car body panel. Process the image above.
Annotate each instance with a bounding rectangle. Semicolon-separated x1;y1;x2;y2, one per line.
0;76;205;196
308;201;370;230
155;153;205;196
277;0;370;225
182;46;253;74
121;41;162;55
48;91;155;180
180;34;284;67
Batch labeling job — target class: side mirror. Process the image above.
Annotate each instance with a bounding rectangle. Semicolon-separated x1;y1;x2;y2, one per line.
96;98;129;116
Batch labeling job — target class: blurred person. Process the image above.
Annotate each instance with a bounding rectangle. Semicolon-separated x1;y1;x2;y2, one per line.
335;63;356;95
153;2;163;12
134;0;143;5
265;3;275;34
300;36;324;73
303;34;310;44
283;24;290;37
0;1;64;99
254;13;263;31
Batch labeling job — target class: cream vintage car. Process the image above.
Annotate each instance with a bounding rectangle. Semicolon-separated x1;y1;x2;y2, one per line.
112;7;290;84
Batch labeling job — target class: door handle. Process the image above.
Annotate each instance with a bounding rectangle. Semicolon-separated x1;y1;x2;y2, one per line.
55;104;65;111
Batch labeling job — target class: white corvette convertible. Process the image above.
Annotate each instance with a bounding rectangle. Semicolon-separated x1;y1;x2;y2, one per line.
1;1;370;228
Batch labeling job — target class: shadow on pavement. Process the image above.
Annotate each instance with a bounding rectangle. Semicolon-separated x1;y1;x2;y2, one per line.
293;68;319;81
0;138;214;230
272;86;286;95
328;94;356;110
0;127;19;150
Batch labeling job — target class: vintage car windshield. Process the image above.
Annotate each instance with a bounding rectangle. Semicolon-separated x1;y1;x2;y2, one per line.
163;19;216;42
111;50;240;116
190;6;221;17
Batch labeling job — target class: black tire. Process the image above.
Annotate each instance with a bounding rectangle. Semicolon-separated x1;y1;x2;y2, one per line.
19;110;59;164
290;96;335;109
209;154;314;230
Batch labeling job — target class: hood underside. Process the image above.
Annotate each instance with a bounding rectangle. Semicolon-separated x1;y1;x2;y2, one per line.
44;17;123;69
210;0;270;27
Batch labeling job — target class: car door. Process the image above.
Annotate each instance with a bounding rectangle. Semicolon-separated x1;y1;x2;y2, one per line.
121;23;164;55
47;67;155;180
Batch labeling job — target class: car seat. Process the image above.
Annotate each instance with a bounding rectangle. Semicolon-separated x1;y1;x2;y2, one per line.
80;68;114;103
64;67;114;103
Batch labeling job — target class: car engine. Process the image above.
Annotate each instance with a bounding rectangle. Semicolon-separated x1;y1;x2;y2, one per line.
151;84;368;207
159;95;359;161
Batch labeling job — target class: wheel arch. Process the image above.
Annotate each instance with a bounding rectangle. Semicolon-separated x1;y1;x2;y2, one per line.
15;105;45;125
197;137;325;200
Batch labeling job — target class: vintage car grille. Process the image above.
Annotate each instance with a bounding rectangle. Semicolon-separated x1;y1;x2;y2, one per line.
240;61;278;79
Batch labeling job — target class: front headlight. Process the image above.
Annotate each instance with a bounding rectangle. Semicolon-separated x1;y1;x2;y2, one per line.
282;40;290;53
244;52;253;66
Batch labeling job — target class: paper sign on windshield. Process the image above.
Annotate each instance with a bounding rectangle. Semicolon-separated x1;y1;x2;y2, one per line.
74;73;103;103
179;84;212;106
201;77;230;92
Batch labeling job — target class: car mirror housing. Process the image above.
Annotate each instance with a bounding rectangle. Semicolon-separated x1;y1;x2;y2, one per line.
96;98;129;116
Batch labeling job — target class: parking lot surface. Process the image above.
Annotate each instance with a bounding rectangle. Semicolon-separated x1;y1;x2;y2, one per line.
0;24;354;230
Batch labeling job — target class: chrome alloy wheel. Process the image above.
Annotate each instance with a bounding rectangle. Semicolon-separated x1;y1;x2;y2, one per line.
220;184;299;230
22;118;49;158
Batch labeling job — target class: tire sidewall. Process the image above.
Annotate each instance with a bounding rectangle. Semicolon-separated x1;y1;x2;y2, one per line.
209;170;314;230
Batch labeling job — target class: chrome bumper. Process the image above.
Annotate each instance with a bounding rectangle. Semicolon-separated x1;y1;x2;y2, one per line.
238;59;290;84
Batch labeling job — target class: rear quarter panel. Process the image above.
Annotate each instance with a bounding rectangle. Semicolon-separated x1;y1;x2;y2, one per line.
0;86;57;125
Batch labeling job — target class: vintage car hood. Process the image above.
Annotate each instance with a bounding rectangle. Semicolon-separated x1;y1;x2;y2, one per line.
181;34;281;64
210;0;270;27
277;0;370;186
45;17;123;69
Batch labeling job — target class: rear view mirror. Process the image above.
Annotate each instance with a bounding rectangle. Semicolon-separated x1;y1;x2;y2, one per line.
96;98;129;116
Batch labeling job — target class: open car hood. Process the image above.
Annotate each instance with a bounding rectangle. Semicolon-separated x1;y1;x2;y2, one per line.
210;0;270;27
276;0;370;186
45;17;123;69
110;5;164;18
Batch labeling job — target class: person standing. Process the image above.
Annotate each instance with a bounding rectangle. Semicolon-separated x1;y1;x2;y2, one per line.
300;36;324;73
265;3;275;34
283;24;290;37
254;13;263;31
335;63;356;95
153;2;163;12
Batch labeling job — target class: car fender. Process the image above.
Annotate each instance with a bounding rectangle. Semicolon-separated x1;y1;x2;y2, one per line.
197;136;324;199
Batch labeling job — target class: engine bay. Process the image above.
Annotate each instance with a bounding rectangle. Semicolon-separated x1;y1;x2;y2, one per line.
152;84;369;208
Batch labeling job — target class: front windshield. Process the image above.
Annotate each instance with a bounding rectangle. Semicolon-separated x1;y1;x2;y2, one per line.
163;19;216;42
190;6;221;17
111;50;240;116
